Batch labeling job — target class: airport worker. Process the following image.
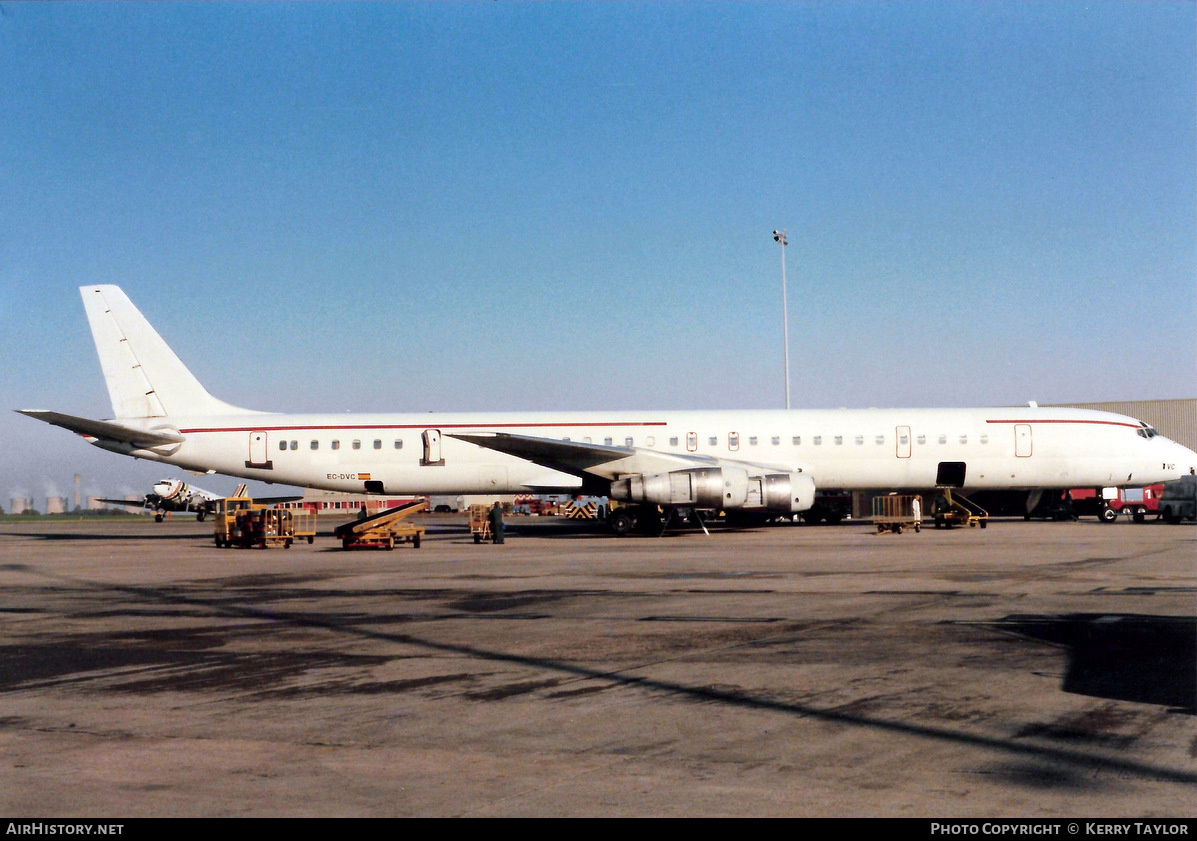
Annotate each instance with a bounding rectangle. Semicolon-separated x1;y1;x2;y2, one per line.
489;501;505;544
911;496;921;526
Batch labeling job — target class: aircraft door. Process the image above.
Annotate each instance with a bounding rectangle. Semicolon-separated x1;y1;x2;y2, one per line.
1014;424;1032;458
246;431;272;469
422;429;445;466
896;426;911;459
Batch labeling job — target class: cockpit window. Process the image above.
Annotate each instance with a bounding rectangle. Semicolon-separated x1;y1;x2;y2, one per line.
1136;422;1159;439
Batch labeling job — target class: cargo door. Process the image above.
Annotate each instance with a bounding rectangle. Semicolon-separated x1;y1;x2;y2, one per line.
422;429;445;466
895;426;911;459
246;431;272;469
1014;424;1032;458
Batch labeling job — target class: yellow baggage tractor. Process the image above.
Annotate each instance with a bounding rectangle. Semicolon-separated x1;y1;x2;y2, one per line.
213;495;315;549
335;500;427;550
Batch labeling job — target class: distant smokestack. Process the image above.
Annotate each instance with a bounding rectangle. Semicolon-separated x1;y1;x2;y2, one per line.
74;474;81;509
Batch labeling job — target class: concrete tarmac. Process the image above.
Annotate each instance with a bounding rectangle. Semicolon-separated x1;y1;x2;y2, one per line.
0;516;1193;817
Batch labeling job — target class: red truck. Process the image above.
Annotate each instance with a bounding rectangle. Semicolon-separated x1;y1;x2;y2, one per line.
1056;485;1165;523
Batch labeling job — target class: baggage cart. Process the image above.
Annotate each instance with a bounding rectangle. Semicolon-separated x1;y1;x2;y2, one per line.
872;494;923;534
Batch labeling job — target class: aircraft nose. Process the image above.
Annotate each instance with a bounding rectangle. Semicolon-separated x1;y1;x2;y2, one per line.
1171;442;1197;478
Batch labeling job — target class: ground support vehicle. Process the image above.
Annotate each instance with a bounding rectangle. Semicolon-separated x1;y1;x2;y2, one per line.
335;500;427;549
1159;475;1197;523
214;496;315;549
800;490;851;525
932;489;988;529
872;494;923;534
1039;485;1166;523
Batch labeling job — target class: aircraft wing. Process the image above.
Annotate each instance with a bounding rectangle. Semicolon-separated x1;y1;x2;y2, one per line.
16;410;185;448
95;497;151;509
447;431;793;482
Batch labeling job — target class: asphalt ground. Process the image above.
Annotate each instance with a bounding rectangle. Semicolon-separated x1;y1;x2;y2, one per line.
0;515;1193;817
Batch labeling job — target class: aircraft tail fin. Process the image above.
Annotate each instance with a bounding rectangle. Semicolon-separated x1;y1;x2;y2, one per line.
80;285;255;418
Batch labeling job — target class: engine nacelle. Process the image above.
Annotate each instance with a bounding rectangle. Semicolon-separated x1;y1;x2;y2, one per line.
758;472;816;514
610;467;749;509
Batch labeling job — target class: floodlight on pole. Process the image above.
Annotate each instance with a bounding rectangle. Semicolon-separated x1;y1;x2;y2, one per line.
773;229;791;410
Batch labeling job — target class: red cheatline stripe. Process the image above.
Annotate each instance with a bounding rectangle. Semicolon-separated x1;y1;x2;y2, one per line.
179;420;669;434
985;419;1138;428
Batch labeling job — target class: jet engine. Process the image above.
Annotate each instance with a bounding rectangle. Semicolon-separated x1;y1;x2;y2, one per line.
610;468;816;513
758;472;816;513
610;467;749;509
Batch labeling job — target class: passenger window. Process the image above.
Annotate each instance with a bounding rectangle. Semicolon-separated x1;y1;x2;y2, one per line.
353;440;361;450
278;441;287;451
289;440;298;450
749;436;758;446
792;436;801;445
959;435;967;444
625;437;634;447
646;436;655;446
875;435;885;445
708;436;718;447
980;435;988;445
332;440;340;450
310;440;319;450
855;436;864;445
917;435;926;445
938;435;947;444
374;439;382;449
771;436;780;445
834;436;843;445
604;437;613;446
670;436;679;447
393;440;402;449
814;436;822;445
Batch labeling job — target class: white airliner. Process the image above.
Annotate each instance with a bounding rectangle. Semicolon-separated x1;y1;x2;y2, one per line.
18;286;1197;533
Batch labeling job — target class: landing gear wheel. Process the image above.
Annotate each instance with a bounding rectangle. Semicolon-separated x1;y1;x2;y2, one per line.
609;510;635;537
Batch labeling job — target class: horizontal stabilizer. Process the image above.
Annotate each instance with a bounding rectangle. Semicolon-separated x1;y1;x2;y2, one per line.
16;410;185;448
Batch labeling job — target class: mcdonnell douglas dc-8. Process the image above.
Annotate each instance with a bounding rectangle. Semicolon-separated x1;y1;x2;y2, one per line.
19;286;1197;533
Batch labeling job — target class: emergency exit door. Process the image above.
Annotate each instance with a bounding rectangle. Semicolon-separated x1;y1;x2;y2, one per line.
895;426;912;459
1014;424;1033;458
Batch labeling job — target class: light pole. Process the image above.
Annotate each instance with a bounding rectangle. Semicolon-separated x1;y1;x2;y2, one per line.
773;229;790;410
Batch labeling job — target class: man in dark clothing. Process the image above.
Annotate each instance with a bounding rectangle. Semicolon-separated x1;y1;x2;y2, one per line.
489;501;505;544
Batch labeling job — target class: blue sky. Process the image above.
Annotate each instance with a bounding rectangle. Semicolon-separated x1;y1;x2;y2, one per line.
2;2;1194;503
